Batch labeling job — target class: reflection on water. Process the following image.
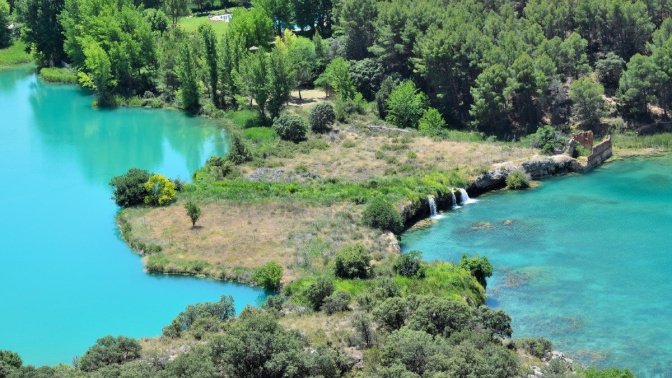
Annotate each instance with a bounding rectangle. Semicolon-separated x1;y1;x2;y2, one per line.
0;68;266;366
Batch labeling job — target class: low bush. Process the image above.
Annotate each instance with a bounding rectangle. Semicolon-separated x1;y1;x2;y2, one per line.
227;133;253;164
109;168;151;208
460;254;493;289
322;291;351;314
253;262;284;290
361;197;404;234
395;251;424;278
305;275;335;310
506;169;530;190
78;335;141;372
143;174;176;206
524;125;566;154
273;114;308;143
514;337;553;359
309;103;337;133
334;244;371;279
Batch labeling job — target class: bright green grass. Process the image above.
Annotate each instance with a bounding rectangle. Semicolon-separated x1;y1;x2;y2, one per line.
177;15;231;35
0;41;32;67
612;132;672;150
244;127;278;143
39;67;78;84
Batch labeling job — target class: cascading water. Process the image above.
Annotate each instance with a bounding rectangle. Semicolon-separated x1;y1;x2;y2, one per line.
450;189;460;209
459;188;478;205
428;197;443;219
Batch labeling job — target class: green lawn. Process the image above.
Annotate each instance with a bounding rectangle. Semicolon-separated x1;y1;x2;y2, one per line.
0;41;32;67
177;14;232;35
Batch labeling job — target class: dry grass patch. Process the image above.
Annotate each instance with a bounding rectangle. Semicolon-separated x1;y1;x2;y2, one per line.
121;200;387;284
241;131;539;182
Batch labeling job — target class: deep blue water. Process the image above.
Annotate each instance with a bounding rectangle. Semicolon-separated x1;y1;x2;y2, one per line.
402;156;672;377
0;68;268;366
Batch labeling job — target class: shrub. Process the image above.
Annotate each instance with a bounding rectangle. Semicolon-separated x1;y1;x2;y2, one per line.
109;168;151;208
309;103;336;133
253;262;284;290
460;254;493;289
174;295;236;332
513;337;552;359
333;244;371;279
386;80;428;129
262;294;286;311
162;319;182;338
418;108;446;136
375;75;402;119
273;114;308;143
78;335;141;372
373;297;408;331
525;125;565;155
0;350;22;370
335;93;366;122
506;169;530;190
184;201;202;228
322;291;352;314
227;133;253;164
205;155;235;179
305;275;335;310
143;174;176;206
361;197;404;234
395;250;424;278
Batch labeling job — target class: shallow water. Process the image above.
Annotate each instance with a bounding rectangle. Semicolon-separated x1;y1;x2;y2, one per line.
402;156;672;377
0;68;268;365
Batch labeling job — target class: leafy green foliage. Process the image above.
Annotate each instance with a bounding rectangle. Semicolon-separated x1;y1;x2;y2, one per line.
596;52;626;94
316;57;356;100
333;244;371;279
78;335;141;372
394;250;424;278
267;46;296;119
570;77;606;128
373;297;408;331
177;41;200;111
417;108;446;136
228;7;274;49
322;290;351;314
349;58;384;100
525;125;565;155
227;133;253;165
109;169;151;208
361;197;403;234
144;174;177;206
15;0;64;66
305;275;335;310
0;350;22;370
173;295;235;332
514;337;553;359
184;201;202;228
386;81;428;129
506;169;530;190
272;114;308;143
0;0;11;48
460;254;493;289
309;103;336;133
253;262;284;290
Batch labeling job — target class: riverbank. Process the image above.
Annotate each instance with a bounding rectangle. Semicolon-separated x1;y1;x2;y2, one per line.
0;41;32;68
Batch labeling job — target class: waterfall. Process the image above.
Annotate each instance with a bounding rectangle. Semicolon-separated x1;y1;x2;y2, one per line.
450;189;460;209
459;188;478;205
428;197;443;219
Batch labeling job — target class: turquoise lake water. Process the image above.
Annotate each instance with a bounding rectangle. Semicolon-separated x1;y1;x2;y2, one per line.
0;68;268;366
402;156;672;377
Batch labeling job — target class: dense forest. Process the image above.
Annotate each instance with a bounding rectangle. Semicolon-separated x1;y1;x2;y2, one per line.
3;0;672;138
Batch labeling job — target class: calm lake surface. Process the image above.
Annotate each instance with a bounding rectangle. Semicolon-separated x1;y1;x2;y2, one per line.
402;156;672;377
0;68;267;366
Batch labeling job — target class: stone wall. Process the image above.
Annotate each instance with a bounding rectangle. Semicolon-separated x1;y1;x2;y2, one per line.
572;131;594;149
585;135;612;169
